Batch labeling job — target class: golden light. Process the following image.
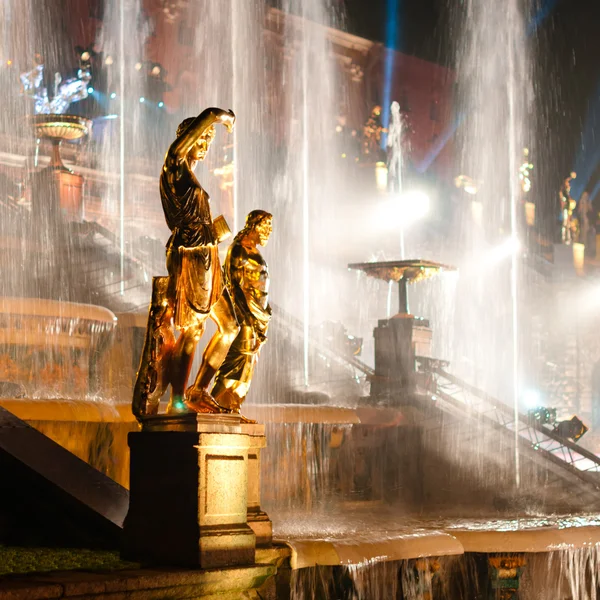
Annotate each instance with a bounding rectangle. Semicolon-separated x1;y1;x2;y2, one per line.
525;201;535;227
573;243;585;276
375;161;388;192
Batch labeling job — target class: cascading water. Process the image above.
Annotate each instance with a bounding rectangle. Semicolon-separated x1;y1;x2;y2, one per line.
1;1;600;597
437;0;533;490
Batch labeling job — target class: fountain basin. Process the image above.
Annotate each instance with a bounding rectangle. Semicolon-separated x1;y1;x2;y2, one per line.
0;298;116;398
31;114;91;142
286;533;464;569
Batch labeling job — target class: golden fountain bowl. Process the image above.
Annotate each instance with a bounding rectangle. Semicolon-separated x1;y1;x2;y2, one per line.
348;259;457;284
30;114;92;141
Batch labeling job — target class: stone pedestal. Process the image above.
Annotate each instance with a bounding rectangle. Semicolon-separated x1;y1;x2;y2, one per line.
372;315;432;397
30;167;85;224
242;423;272;546
122;414;257;568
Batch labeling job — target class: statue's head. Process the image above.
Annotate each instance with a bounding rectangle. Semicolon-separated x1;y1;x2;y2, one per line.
177;117;215;164
244;210;273;247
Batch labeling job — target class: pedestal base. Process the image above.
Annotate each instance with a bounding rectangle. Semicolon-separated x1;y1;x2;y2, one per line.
372;315;432;397
242;423;273;546
122;415;256;568
30;166;84;224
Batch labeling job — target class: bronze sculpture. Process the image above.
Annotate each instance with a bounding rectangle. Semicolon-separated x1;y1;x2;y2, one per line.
133;107;239;420
211;210;273;417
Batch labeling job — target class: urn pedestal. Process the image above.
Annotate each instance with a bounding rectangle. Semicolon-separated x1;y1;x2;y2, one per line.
122;414;268;568
30;114;91;224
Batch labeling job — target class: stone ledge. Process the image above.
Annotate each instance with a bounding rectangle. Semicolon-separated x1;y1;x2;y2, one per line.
0;564;276;600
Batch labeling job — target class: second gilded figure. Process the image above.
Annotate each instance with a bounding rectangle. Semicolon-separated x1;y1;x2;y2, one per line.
211;210;273;417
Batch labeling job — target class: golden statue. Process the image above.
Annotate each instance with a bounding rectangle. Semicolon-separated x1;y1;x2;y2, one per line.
211;210;273;417
132;107;240;420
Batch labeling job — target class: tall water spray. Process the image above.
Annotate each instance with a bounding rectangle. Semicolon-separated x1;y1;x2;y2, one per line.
451;0;532;485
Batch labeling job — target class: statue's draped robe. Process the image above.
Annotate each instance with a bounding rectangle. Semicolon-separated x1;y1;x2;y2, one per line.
216;242;271;386
160;164;222;329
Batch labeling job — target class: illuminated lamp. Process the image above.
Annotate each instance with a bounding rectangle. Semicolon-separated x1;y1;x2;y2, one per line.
573;242;585;276
525;201;535;227
375;161;388;192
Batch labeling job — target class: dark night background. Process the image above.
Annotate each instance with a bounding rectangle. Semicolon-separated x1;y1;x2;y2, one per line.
343;0;600;238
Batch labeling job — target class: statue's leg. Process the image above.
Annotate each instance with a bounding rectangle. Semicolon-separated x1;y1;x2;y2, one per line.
212;378;256;424
186;292;239;411
165;324;203;414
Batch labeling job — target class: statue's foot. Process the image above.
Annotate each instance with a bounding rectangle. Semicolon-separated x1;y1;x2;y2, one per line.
185;387;231;414
166;395;191;415
237;412;257;425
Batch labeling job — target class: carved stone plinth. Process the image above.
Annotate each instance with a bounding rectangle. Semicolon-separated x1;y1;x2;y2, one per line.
372;315;432;396
242;423;272;546
122;414;256;568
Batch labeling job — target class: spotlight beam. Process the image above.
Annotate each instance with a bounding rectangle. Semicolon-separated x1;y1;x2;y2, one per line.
381;0;400;148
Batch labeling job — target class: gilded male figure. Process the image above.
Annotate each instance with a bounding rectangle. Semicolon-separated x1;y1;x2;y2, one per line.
211;210;273;416
132;107;239;419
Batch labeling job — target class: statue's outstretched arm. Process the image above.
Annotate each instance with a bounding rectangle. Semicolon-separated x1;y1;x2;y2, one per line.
170;107;235;159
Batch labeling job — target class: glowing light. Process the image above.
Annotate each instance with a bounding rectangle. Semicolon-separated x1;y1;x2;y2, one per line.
374;190;430;229
139;96;145;103
524;201;535;227
454;174;478;195
105;114;118;119
81;51;91;61
381;0;400;147
158;101;164;108
375;161;388;192
573;242;585;276
419;113;466;172
134;62;142;71
87;86;94;94
487;237;521;265
522;389;541;409
151;65;161;76
6;60;12;66
110;92;117;99
105;56;114;66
